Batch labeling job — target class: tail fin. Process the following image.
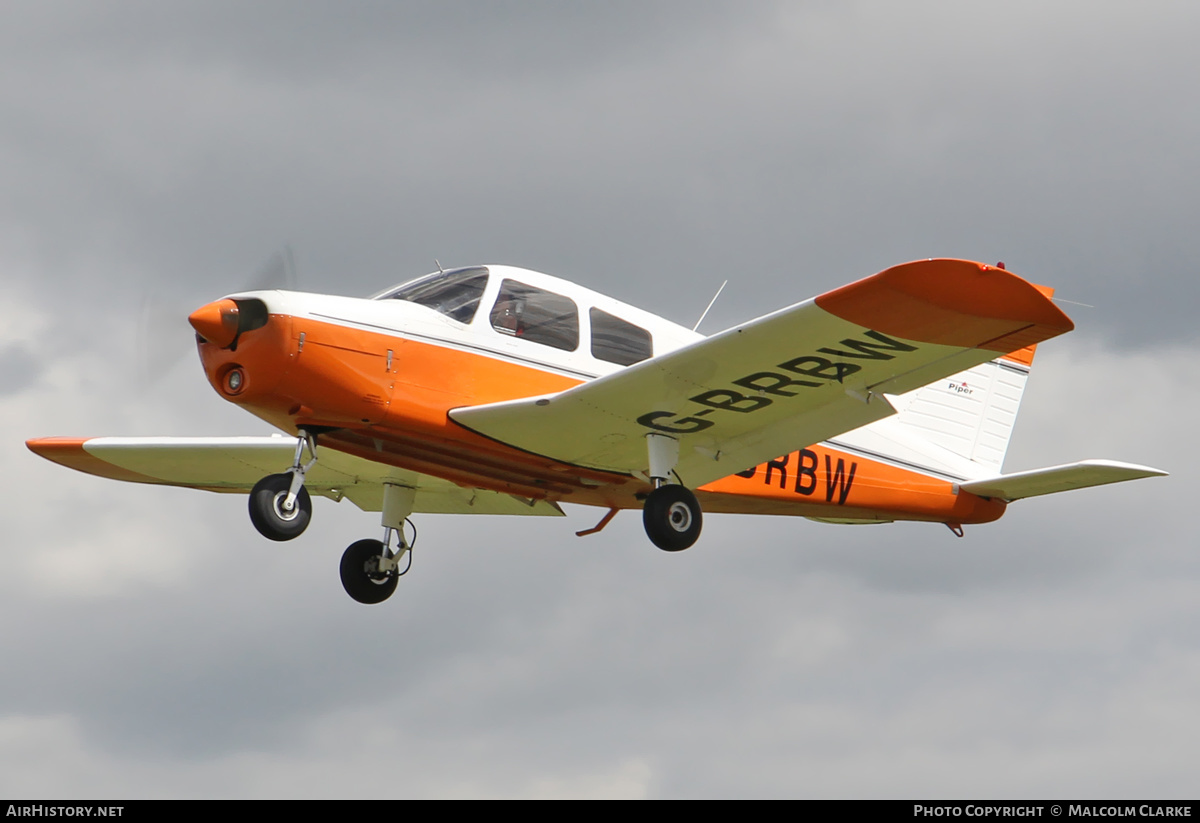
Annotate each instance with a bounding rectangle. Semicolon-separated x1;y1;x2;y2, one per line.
886;346;1036;477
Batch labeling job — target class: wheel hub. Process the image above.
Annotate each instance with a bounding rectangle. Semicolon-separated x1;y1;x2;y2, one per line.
363;554;392;582
667;501;692;532
272;491;300;521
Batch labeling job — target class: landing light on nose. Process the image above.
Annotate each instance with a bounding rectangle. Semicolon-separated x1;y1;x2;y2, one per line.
189;299;240;348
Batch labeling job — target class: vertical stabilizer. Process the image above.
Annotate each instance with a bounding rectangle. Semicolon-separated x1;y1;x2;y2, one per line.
887;352;1033;475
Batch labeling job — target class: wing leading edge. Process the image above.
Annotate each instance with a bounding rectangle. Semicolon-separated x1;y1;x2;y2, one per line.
450;259;1075;488
25;436;564;517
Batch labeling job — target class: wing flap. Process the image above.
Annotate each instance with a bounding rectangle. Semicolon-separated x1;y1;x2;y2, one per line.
958;460;1168;502
451;259;1074;487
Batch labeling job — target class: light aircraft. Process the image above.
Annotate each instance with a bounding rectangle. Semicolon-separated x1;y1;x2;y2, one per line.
27;258;1166;604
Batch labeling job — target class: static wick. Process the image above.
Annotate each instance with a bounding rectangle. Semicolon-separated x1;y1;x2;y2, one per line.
1051;297;1095;308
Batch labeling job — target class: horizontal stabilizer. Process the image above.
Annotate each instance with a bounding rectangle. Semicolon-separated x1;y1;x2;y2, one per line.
958;460;1167;502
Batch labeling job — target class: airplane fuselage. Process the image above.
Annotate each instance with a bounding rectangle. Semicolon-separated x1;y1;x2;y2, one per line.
192;265;1005;526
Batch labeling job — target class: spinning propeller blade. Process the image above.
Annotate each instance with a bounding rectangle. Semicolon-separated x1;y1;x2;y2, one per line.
137;246;298;386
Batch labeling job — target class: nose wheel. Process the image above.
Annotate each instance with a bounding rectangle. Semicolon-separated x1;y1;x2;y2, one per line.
339;539;401;604
339;514;414;604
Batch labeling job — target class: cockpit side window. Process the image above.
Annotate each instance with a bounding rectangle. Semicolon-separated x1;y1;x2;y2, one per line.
378;267;489;324
590;307;653;366
489;279;579;352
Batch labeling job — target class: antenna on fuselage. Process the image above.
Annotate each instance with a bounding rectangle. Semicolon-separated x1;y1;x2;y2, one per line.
692;280;728;332
435;259;444;274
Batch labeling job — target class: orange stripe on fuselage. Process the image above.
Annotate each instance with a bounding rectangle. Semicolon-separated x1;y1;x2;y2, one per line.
700;444;1005;524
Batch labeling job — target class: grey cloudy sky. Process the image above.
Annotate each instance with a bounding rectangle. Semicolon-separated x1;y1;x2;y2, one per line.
1;0;1195;798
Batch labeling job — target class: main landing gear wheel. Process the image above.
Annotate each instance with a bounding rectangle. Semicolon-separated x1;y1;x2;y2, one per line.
643;485;702;552
248;473;312;541
340;539;400;604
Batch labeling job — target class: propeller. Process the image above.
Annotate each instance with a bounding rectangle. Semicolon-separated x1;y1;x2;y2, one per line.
247;246;298;292
137;246;298;387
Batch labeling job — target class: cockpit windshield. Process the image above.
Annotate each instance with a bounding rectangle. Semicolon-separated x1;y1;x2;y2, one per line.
373;267;489;324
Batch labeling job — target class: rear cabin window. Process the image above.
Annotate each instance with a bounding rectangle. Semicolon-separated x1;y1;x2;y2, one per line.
590;308;653;366
489;280;579;352
378;267;489;324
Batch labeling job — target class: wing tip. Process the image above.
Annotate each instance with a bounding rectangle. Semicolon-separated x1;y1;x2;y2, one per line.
1074;458;1169;478
26;436;91;460
816;258;1075;350
26;436;163;484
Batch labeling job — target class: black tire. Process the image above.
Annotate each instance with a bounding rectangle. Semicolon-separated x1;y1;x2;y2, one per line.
340;539;400;604
248;473;312;541
643;485;702;552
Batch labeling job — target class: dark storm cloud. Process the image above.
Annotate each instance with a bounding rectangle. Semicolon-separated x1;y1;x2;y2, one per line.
0;1;769;311
2;1;753;79
3;1;1190;343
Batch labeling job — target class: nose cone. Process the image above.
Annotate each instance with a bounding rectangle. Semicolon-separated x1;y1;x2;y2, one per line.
189;299;240;348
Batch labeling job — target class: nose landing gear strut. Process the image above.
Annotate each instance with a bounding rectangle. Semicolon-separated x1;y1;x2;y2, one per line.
339;483;415;604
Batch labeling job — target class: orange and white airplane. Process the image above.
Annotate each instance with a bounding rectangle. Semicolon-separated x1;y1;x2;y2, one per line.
27;258;1166;603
